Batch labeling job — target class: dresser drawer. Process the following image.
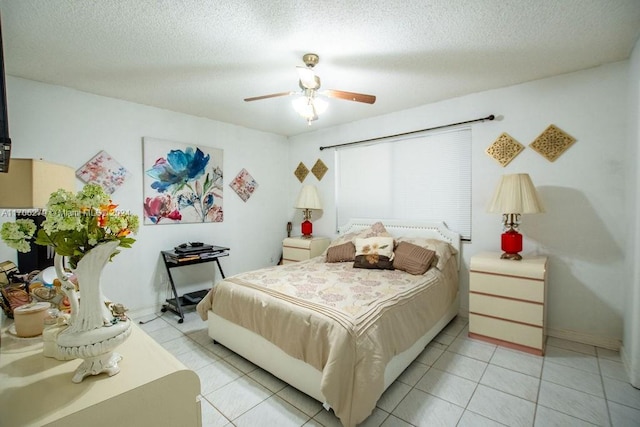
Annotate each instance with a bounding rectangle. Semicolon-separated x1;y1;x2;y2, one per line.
469;293;543;326
282;237;330;264
469;313;544;352
283;247;311;263
470;271;544;303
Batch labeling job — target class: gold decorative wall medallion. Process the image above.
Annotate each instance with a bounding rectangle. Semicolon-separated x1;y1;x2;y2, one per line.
311;159;328;181
529;125;576;162
486;133;525;167
294;162;309;183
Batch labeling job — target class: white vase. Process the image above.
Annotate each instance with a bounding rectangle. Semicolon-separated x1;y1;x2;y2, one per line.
54;240;132;383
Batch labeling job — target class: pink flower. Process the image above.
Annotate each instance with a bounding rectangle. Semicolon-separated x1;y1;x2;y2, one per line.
143;195;182;224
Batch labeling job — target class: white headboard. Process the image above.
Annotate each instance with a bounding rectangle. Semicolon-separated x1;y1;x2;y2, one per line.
338;218;461;266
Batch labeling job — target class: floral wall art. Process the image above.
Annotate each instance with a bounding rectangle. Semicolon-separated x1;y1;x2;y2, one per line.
229;168;258;202
143;137;224;225
76;150;130;194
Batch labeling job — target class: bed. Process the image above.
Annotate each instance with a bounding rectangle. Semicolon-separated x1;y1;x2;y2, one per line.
196;219;460;426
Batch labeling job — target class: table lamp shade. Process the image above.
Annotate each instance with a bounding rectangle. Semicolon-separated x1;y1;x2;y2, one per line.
295;185;322;210
0;159;76;208
488;173;544;215
295;185;322;237
488;173;543;260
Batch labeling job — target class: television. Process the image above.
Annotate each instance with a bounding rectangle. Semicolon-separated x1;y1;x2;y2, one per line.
0;17;11;173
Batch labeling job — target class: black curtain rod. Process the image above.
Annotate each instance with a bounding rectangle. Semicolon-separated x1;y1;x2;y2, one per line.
319;114;495;151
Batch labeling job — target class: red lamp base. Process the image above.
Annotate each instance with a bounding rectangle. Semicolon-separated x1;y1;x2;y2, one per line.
501;229;523;260
301;220;313;238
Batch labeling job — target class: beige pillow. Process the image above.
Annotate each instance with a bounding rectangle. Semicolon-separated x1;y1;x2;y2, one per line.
325;242;356;263
393;241;436;275
323;222;392;257
395;237;457;270
353;236;395;270
352;221;392;240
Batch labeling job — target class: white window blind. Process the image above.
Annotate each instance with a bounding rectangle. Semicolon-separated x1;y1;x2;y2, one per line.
335;127;471;240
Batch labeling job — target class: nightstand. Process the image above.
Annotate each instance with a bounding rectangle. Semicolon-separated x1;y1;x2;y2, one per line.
468;251;548;355
282;236;330;264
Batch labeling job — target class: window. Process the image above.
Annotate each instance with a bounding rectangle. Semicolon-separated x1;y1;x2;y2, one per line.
335;127;471;240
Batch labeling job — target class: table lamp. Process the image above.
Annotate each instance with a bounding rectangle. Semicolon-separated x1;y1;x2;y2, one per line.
294;185;322;238
0;159;76;272
0;159;75;209
488;173;544;260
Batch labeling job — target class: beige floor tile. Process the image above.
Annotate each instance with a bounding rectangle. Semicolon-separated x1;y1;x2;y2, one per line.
467;384;536;427
392;388;464;426
233;395;310;427
481;364;540;402
537;381;609;426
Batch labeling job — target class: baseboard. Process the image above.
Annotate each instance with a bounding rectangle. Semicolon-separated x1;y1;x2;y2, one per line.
620;345;640;388
547;327;621;351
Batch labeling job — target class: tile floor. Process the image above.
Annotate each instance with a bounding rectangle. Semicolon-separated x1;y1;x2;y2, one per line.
136;311;640;427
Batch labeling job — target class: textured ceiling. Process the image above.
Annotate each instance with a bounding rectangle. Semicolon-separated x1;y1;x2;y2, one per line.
1;0;639;136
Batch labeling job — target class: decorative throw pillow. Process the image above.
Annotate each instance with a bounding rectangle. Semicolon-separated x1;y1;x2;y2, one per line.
395;237;457;270
352;221;393;240
323;222;392;258
325;242;356;263
393;241;436;275
353;236;395;270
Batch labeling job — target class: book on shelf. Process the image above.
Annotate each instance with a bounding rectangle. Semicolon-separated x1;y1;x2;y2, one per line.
165;250;226;263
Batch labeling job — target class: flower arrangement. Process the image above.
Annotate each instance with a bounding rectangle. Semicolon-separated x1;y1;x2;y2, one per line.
1;184;139;268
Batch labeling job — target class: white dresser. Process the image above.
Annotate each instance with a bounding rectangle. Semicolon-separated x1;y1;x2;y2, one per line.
282;236;330;264
0;321;201;426
468;252;548;355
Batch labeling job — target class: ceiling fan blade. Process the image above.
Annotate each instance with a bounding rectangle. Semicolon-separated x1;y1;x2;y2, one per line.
323;90;376;104
244;91;295;102
297;66;319;89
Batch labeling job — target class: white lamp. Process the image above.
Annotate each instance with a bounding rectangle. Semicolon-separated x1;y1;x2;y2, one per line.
294;185;322;238
0;159;76;208
487;173;544;260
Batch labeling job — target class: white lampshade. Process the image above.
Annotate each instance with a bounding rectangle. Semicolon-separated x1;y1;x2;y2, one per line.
488;173;544;214
295;185;322;210
0;159;76;208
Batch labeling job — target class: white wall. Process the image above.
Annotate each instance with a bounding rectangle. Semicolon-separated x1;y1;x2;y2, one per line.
1;76;290;317
623;38;640;387
289;61;629;349
2;61;632;348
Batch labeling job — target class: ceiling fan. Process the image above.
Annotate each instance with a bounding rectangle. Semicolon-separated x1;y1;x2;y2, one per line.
244;53;376;124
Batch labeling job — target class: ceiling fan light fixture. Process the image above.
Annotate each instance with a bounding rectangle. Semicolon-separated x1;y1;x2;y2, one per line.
292;95;327;124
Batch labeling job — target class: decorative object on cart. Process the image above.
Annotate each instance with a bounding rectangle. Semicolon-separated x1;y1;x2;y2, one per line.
294;185;322;238
311;158;328;181
487;173;544;260
294;161;309;183
485;133;525;167
143;137;224;224
229;168;259;202
76;150;130;194
529;124;577;162
0;183;139;382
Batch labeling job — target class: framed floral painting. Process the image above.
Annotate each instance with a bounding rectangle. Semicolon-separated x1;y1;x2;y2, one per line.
76;150;130;194
143;137;224;225
229;168;258;202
